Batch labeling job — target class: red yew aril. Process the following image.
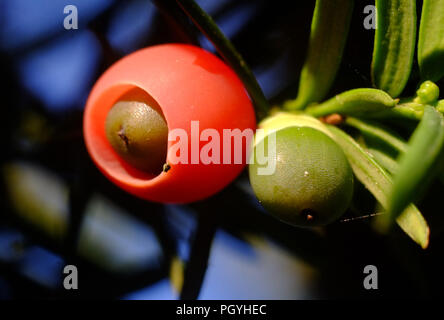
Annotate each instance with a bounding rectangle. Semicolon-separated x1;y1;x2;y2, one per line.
83;44;256;203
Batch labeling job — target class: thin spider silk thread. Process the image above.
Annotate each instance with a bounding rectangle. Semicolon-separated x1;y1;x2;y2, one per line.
340;211;386;223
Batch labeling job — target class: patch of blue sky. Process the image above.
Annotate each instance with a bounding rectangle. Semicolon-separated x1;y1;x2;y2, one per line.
18;246;65;289
199;2;257;53
0;0;114;51
122;278;177;300
107;0;156;54
198;230;318;299
16;31;101;111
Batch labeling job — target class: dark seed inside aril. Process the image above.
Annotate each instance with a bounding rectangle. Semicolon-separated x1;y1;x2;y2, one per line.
105;100;168;175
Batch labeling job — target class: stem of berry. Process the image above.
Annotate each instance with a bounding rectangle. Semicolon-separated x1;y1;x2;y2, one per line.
175;0;270;120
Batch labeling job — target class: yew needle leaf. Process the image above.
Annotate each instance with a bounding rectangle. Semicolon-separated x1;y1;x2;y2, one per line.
418;0;444;82
328;125;430;249
372;0;417;97
387;106;444;223
285;0;354;110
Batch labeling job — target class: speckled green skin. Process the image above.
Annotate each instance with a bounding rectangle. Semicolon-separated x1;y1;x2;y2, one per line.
105;100;168;174
249;126;354;227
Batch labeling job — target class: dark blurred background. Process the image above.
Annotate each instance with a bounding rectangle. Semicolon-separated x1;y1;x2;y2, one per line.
0;0;443;300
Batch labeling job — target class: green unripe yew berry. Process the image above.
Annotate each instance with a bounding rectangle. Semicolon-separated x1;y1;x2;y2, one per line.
105;100;168;174
249;126;354;227
437;100;444;113
414;80;440;105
